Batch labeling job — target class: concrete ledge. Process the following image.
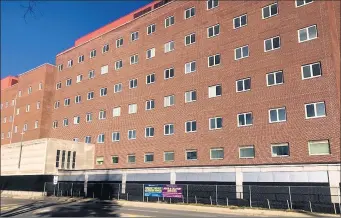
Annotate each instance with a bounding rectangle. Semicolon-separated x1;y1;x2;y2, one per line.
1;190;45;199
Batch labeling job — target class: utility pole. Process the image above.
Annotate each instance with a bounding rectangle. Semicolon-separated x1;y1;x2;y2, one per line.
18;129;25;169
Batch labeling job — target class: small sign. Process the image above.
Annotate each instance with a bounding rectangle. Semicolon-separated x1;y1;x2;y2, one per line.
144;184;183;198
53;176;58;185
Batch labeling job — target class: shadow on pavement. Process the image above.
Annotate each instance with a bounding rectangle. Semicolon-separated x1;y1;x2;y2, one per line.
1;200;64;217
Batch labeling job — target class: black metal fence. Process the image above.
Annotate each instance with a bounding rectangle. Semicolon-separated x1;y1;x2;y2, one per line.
44;182;341;214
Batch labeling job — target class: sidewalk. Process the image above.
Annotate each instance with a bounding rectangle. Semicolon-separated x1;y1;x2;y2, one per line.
117;200;340;217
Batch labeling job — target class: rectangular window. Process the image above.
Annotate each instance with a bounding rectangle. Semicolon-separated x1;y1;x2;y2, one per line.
36;101;40;109
114;83;122;93
115;60;123;70
185;120;197;133
130;54;139;65
66;79;72;86
128;130;136;140
18;90;22;97
238;112;253;127
164;95;175;107
147;24;156;35
146;73;155;84
72;151;76;169
25;104;30;112
165;16;175;28
239;146;255;158
308;140;330;155
207;0;219;10
128;154;136;163
97;134;105;143
185;7;195;19
144;153;154;162
267;71;284;86
164;124;174;135
28;86;32;94
100;87;107;97
38;83;43;90
185;33;196;46
186;150;197;160
164;41;175;53
85;136;91;143
208;54;220;67
76;74;83;83
55;150;60;168
64;98;70;106
75;95;81;104
90;49;96;58
301;62;321;79
164;151;174;162
271;143;290;157
63;118;69;126
146;100;155;110
14;126;18;133
23;123;28;131
298;25;317;43
235;45;249;60
99;110;106;120
102;44;109;53
296;0;313;7
61;150;66;168
185;61;196;74
264;36;281;52
73;138;79;142
88;70;95;79
78;55;84;63
67;151;71;169
96;157;104;165
209;117;222;130
116;38;123;48
131;31;139;41
34;121;38;129
208;85;222;98
101;65;109;74
129;79;138;89
86;113;93;122
87;91;94;100
145;127;155;138
262;3;278;19
112;156;119;164
113;107;121;117
207;24;220;38
269;107;286;123
236;78;251;92
52;121;58;129
210;148;224;160
56;82;61;90
112;132;120;142
185;90;197;103
58;64;63;72
146;48;155;59
16;108;20;115
128;104;137;114
233;14;247;29
67;60;73;68
73;116;80;124
164;68;174;79
305;102;326;119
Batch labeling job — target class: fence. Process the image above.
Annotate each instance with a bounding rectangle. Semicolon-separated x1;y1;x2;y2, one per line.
44;182;341;214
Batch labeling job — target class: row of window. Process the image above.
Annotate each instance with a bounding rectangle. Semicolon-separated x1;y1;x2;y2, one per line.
1;121;39;139
57;0;314;71
95;139;331;165
1;101;41;124
55;150;76;169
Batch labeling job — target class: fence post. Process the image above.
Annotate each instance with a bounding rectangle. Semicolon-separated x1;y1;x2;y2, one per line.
288;186;293;209
195;195;197;204
215;185;218;205
287;200;290;209
71;183;73;197
226;197;228;206
186;185;189;204
333;203;336;214
118;183;121;200
170;198;172;204
57;183;60;197
127;193;129;201
267;199;270;209
249;185;252;208
53;185;56;196
143;184;145;202
210;196;212;205
309;201;312;213
43;182;46;196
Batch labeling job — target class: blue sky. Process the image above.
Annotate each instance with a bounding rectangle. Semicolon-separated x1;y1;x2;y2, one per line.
1;0;152;78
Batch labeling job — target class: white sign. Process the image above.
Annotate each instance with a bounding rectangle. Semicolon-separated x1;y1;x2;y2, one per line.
53;176;58;185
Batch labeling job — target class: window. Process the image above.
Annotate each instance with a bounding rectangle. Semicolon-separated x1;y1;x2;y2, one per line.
185;7;195;19
308;140;330;155
23;123;28;132
14;126;18;133
76;74;83;83
66;78;72;86
75;95;81;104
54;101;60;109
235;45;249;60
209;117;222;130
90;49;96;58
185;61;196;74
146;100;155;110
128;104;137;114
3;117;6;123
207;24;220;38
164;151;174;162
164;95;175;107
262;3;278;19
61;150;66;168
18;90;22;97
305;102;326;119
26;104;30;112
164;68;174;79
85;136;91;144
88;70;95;79
16;108;20;115
147;24;156;35
234;14;247;29
99;110;106;120
146;48;155;59
114;83;122;93
96;157;104;165
267;71;284;86
210;148;224;160
101;65;108;74
7;131;11;138
56;82;61;90
128;154;136;163
66;151;71;169
72;151;76;169
38;82;43;90
271;143;290;157
52;121;58;129
185;90;197;103
185;33;196;46
208;85;222;98
87;91;94;100
165;16;174;28
164;41;175;53
239;146;255;158
238;112;253;127
73;116;80;124
208;54;220;67
58;64;63;72
64;98;70;106
9;116;13;122
28;86;32;94
86;113;92;122
112;156;119;164
100;87;107;97
298;25;317;43
207;0;218;10
145;127;155;138
63;118;69;127
164;124;174;135
67;60;73;68
130;54;138;65
129;79;138;89
302;62;321;79
269;107;286;123
146;73;155;84
128;130;136;140
36;101;40;109
115;60;123;70
102;44;109;53
296;0;313;7
112;132;120;142
113;107;121;117
185;120;197;133
97;134;105;143
55;150;60;168
236;78;251;92
116;38;123;48
264;36;280;52
11;99;15;106
186;150;197;160
144;153;154;162
131;31;139;41
78;55;84;63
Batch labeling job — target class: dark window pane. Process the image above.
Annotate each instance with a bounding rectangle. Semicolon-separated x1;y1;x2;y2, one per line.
234;18;240;28
244;79;251;90
192;91;197;101
270;110;278;122
192;121;197;131
278;108;286;121
209;28;213;37
263;7;270;18
306;104;315;117
312;63;321;76
191;62;196;71
271;4;278;15
265;40;272;51
242;46;249;56
217;118;222;128
268;74;275;85
214;25;220;35
246;113;252;124
215;55;220;65
308;26;317;38
273;37;280;48
210;119;215;129
238;114;245;125
192;34;196;43
303;65;311;78
299;30;308;41
296;0;304;6
241;15;247;25
316;103;326;116
216;85;222;96
236;48;241;59
276;72;283;84
186;122;191;132
209;56;214;66
237;80;243;91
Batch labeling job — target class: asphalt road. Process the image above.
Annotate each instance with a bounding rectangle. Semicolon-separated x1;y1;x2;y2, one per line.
1;197;244;217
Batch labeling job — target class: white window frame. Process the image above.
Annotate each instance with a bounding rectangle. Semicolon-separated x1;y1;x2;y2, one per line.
112;132;120;142
239;146;255;159
165;16;174;28
262;2;278;19
99;110;106;120
63;118;69;127
298;25;318;43
64;98;70;106
85;136;91;144
271;143;290;157
164;151;174;162
147;24;156;35
115;60;123;70
305;101;326;119
164;95;175;107
145;100;155;110
164;124;174;135
90;49;96;58
236;78;251;92
186;150;198;160
100;87;107;97
58;64;63;72
86;113;92;122
26;104;30;112
67;60;73;68
146;73;155;85
207;0;219;10
75;95;81;104
101;65;109;75
127;154;136;163
234;45;249;60
76;74;83;83
185;61;196;74
88;70;95;79
96;157;104;165
301;62;321;80
66;78;72;86
184;7;195;19
185;33;196;46
266;71;284;86
130;54;139;65
114;83;122;93
112;155;119;164
185;120;197;133
144;153;154;163
308;140;330;156
129;79;138;89
209;117;222;130
146;48;155;59
128;104;137;114
233;14;247;29
185;90;196;103
87;91;94;100
54;101;60;109
128;130;136;140
145;127;154;138
56;82;61;90
295;0;314;8
208;84;222;98
131;31;139;41
264;36;281;52
102;44;109;53
113;107;121;117
73;116;80;124
207;24;220;38
34;121;38;129
237;112;253;127
268;107;287;123
210;148;224;160
78;55;84;63
52;121;58;129
116;38;123;48
36;101;40;109
97;134;105;143
164;41;175;53
208;54;220;67
164;68;174;79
